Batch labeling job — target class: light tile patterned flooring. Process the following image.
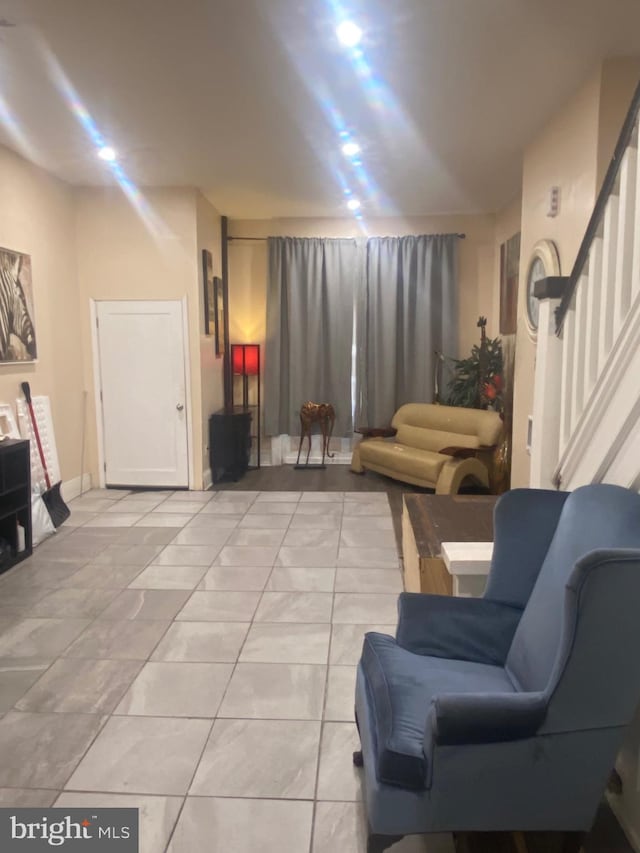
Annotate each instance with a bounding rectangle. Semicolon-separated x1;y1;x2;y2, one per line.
0;488;454;853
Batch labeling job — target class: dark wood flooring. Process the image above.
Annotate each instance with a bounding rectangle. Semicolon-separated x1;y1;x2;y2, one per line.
212;464;634;853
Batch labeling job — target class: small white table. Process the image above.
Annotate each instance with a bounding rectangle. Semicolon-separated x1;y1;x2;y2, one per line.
441;541;493;597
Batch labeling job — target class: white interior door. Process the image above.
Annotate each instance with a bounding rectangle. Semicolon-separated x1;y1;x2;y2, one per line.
96;300;189;488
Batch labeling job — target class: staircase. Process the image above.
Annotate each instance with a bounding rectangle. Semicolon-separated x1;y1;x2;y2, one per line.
530;79;640;492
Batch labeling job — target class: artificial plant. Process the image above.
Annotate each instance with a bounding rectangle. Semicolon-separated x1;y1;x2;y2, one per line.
445;317;504;414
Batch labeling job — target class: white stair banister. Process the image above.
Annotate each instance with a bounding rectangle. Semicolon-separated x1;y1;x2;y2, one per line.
529;278;567;489
583;236;603;397
613;142;638;335
598;194;619;372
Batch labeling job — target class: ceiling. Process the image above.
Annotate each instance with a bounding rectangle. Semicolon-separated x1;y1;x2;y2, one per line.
1;0;640;219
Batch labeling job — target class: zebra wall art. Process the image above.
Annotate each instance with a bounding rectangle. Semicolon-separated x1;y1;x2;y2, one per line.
0;247;37;362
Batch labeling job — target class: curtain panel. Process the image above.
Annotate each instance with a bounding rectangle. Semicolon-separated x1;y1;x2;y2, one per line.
357;234;458;426
265;233;458;438
264;237;361;437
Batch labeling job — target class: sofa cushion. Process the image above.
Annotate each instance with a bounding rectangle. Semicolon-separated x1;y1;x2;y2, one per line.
359;441;447;483
391;403;502;447
361;631;515;789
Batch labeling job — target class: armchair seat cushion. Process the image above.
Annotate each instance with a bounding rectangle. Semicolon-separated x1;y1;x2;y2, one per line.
361;631;515;790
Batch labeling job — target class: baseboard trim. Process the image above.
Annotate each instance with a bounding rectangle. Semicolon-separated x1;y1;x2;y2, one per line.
203;467;213;490
283;453;353;465
61;473;92;502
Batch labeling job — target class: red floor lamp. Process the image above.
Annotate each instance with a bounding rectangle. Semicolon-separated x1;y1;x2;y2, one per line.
231;343;260;468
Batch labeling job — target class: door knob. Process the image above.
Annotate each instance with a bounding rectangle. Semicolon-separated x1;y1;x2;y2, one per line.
176;403;184;411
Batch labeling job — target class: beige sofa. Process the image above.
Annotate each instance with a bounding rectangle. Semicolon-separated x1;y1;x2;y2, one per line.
351;403;503;494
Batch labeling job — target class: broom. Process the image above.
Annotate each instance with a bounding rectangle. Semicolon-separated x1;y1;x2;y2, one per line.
21;382;70;528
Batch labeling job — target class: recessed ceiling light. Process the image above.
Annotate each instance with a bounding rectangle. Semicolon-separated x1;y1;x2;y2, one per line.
336;21;362;47
97;146;117;162
342;141;360;157
347;198;361;211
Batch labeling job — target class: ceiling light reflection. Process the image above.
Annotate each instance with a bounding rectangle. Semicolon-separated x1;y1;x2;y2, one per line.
336;21;362;47
0;94;37;162
342;141;360;157
97;146;117;161
42;47;169;239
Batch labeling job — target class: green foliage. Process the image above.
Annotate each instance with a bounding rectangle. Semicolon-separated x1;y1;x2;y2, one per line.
445;318;504;413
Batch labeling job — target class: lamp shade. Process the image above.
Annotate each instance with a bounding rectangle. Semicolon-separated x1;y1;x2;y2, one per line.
232;344;260;375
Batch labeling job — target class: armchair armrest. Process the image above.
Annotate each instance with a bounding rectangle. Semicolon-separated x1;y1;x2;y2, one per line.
396;592;522;666
428;690;547;746
438;445;496;459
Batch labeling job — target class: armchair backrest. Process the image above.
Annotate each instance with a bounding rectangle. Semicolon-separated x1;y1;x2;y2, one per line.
484;488;569;608
506;485;640;696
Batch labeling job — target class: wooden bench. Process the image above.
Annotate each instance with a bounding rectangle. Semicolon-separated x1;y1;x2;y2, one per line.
402;494;497;594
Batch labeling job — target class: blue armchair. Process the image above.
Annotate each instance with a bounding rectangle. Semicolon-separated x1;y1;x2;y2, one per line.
354;484;640;852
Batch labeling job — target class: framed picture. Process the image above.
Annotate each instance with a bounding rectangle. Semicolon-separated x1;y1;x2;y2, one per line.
0;247;37;362
213;276;227;357
499;232;521;335
202;249;215;335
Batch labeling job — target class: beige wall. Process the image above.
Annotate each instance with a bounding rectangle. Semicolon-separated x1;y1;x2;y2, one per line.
0;145;84;486
493;195;523;324
74;186;209;488
597;57;640;188
195;192;225;482
0;152;225;492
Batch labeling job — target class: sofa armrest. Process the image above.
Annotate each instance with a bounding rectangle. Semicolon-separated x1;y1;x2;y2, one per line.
396;592;522;666
355;426;397;439
428;691;547;746
438;445;496;459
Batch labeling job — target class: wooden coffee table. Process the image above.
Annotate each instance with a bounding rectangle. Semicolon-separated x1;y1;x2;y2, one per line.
402;494;497;594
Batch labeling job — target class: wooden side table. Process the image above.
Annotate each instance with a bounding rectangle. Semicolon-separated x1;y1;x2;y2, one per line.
402;494;496;594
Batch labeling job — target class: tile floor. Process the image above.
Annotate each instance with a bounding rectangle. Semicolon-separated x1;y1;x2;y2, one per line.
0;487;454;853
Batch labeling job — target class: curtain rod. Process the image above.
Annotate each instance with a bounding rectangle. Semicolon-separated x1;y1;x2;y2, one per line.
227;233;466;241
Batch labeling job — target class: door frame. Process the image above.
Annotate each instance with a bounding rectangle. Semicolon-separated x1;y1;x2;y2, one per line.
90;297;194;490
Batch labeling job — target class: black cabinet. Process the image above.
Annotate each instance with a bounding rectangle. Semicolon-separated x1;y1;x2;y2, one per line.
209;408;252;483
0;439;32;575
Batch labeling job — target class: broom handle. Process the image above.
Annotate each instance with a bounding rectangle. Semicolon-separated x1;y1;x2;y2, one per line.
21;382;51;490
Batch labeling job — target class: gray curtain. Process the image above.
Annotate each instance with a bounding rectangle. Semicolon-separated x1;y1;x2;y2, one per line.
264;237;360;436
356;234;458;427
